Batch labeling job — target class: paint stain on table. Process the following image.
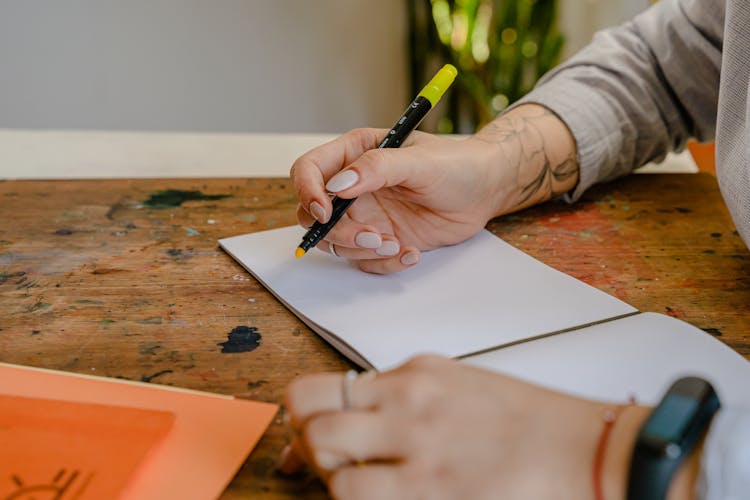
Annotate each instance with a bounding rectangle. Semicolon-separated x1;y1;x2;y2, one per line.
246;380;268;390
0;271;26;285
218;326;262;353
143;189;230;208
140;369;173;383
137;316;163;325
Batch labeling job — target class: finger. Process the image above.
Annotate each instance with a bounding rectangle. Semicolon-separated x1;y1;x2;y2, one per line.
358;247;421;274
296;203;373;236
277;437;308;475
296;203;317;228
303;411;409;470
329;464;407;500
324;131;433;200
278;433;342;482
295;205;388;252
285;372;380;428
291;129;386;223
317;237;401;260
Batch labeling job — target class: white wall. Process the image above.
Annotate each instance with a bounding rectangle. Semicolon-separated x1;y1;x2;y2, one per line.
0;0;648;134
559;0;650;57
0;0;408;133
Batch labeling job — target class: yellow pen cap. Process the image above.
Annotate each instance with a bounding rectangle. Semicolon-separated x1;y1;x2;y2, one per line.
417;64;458;107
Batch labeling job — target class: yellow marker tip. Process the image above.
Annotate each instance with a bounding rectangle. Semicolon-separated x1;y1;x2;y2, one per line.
417;64;458;107
295;248;306;259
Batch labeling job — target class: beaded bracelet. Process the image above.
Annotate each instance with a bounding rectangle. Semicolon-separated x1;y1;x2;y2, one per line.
593;399;636;500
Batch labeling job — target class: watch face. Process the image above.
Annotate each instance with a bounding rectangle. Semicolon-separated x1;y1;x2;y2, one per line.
642;393;699;444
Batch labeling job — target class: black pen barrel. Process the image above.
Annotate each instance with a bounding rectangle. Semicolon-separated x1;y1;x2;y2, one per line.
378;96;432;149
298;96;433;252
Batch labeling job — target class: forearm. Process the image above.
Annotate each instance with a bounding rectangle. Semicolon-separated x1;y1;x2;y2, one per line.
471;103;579;217
509;0;722;203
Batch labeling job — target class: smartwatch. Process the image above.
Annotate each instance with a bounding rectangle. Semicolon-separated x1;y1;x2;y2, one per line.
627;376;720;500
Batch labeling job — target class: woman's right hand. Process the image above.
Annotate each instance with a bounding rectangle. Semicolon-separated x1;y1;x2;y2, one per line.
290;104;578;274
290;128;504;274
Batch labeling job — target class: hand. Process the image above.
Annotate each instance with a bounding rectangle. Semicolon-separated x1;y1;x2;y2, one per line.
280;355;656;500
290;104;579;274
290;129;503;274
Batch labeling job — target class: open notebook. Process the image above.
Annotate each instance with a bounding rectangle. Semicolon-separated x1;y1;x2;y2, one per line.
220;226;750;407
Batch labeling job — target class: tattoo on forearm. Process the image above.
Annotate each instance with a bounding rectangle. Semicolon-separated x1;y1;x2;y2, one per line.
477;108;577;206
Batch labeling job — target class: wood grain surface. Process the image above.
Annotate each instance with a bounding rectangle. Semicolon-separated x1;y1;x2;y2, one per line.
0;173;747;499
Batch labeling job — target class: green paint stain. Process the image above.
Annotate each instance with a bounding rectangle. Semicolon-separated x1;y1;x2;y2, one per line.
143;189;230;208
621;205;630;211
101;319;116;325
578;231;594;239
138;317;163;325
0;271;25;284
139;342;161;355
182;227;201;237
30;302;52;311
240;214;257;222
78;299;104;304
266;220;277;227
595;194;615;206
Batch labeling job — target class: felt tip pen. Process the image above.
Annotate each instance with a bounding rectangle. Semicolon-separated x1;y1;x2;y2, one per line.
295;64;457;258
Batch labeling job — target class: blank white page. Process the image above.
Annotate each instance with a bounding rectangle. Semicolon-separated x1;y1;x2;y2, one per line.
464;312;750;406
220;226;636;370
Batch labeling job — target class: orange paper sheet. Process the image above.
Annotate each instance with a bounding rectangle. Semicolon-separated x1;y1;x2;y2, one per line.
0;363;278;500
0;395;174;499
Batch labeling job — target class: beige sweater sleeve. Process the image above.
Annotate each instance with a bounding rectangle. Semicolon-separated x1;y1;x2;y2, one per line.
514;0;723;202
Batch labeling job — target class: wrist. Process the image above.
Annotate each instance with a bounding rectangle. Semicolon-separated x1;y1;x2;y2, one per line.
603;405;704;500
602;405;650;500
666;437;705;500
471;103;579;218
462;134;519;221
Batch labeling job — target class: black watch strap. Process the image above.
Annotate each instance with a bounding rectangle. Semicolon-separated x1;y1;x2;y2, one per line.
627;376;720;500
627;448;681;500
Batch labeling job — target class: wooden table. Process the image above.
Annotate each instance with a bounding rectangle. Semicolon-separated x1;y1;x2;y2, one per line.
1;173;748;499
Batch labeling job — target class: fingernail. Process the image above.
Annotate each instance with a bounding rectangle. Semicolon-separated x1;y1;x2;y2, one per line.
309;201;326;222
355;232;382;249
400;251;419;266
326;170;359;192
376;240;400;256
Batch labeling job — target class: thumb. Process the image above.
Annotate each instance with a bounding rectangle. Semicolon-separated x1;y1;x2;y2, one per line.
325;142;427;199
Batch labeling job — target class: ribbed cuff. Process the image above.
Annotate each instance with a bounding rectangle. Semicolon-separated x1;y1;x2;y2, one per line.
510;78;625;203
696;407;750;500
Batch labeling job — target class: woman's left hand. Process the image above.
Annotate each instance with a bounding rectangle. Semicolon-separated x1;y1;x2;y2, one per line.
279;355;649;500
